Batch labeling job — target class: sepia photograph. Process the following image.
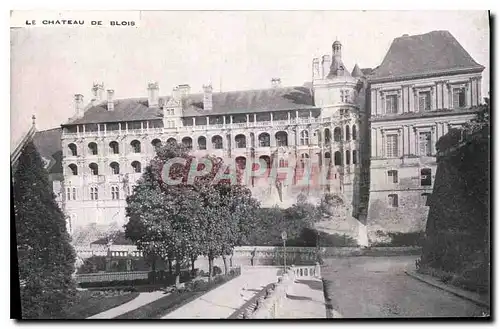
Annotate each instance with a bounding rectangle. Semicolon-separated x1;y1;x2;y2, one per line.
10;9;491;320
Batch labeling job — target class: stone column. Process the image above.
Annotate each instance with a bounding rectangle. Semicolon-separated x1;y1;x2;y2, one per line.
380;129;385;158
371;128;377;158
477;77;482;105
397;90;403;114
246;114;250;127
402;125;408;157
371;89;377;116
398;129;403;157
436;83;442;109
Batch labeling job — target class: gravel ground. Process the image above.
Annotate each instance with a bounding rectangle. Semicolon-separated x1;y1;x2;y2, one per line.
322;256;489;318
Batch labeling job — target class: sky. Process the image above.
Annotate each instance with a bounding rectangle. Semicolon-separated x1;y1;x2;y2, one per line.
10;10;490;149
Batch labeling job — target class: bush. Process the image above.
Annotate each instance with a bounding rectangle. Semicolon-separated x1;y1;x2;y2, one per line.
212;266;222;276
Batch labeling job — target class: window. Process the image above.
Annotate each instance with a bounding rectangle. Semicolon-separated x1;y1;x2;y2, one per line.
111;186;120;200
300;153;309;168
334;127;342;142
109;141;119;154
131;140;141;153
385;134;399;158
182;137;193;149
341;89;350;103
334;151;342;166
387;170;398;183
385;95;398;114
152;139;162;150
212;135;223;149
279;158;288;168
110;162;120;175
421;168;432;186
167;138;177;145
88;142;98;155
132;161;142;173
167;108;175;116
90;187;99;200
345;150;351;165
419;132;432;156
300;130;309;145
89;163;98;175
258;133;270;147
275;131;288;147
419;91;431;112
66;187;77;201
345;125;351;141
388;194;399;207
352;125;357;140
453;87;466;108
68;143;78;156
198;136;207;150
352;150;358;164
324;129;331;143
68;164;78;176
235;134;246;148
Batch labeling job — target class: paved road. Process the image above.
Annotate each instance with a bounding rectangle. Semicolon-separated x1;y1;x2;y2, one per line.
322;256;489;318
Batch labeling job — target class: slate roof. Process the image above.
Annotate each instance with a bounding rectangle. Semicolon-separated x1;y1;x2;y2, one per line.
65;86;317;125
33;127;63;175
370;30;484;81
351;64;364;77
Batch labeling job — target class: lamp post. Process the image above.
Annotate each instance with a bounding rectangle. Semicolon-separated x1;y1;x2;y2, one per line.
281;231;287;272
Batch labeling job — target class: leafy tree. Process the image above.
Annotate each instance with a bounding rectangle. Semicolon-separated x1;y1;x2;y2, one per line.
14;142;76;319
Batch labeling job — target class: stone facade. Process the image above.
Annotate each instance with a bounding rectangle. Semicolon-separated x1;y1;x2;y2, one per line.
32;31;485;246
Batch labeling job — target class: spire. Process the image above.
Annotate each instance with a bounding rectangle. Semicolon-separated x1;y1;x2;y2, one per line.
351;64;364;77
327;39;350;79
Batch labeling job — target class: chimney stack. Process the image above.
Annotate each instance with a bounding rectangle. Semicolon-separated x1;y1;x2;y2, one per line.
91;82;104;106
271;78;282;88
312;58;321;80
321;55;331;79
147;82;159;108
203;84;213;111
74;94;84;118
107;89;115;111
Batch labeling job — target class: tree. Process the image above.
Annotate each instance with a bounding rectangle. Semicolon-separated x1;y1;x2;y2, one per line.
14;142;76;319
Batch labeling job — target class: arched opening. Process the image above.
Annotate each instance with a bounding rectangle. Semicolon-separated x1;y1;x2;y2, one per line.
131;161;142;173
259;155;271;174
300;130;309;145
345;150;351;165
325;151;331;167
258;133;270;147
131;140;141;153
275;131;288;147
324;128;331;143
89;163;99;175
352;150;358;164
68;143;78;156
109;141;119;154
198;136;207;150
316;129;322;144
299;153;309;168
334;151;342;166
182;137;192;150
334;127;342;142
352;125;357;140
151;139;162;149
110;162;120;175
235;156;246;170
388;194;399;207
345;125;351;141
68;164;78;175
212;135;223;149
235;134;246;148
167;137;177;145
88;142;98;155
90;186;99;200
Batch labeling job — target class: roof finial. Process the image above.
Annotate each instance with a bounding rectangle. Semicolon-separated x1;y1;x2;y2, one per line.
31;114;36;127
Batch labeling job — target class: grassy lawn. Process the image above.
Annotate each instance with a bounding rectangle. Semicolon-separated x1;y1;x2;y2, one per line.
64;290;140;319
115;274;239;319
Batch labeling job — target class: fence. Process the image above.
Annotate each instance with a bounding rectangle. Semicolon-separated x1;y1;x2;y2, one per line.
75;271;149;283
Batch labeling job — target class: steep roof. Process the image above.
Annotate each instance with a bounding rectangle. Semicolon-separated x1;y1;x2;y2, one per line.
64;86;316;125
370;30;484;81
33;127;63;175
351;64;364;77
327;58;351;79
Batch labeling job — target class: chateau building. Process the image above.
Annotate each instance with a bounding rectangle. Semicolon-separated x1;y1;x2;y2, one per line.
31;30;484;246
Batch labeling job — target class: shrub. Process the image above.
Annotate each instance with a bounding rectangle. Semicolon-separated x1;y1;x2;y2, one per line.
213;266;222;276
